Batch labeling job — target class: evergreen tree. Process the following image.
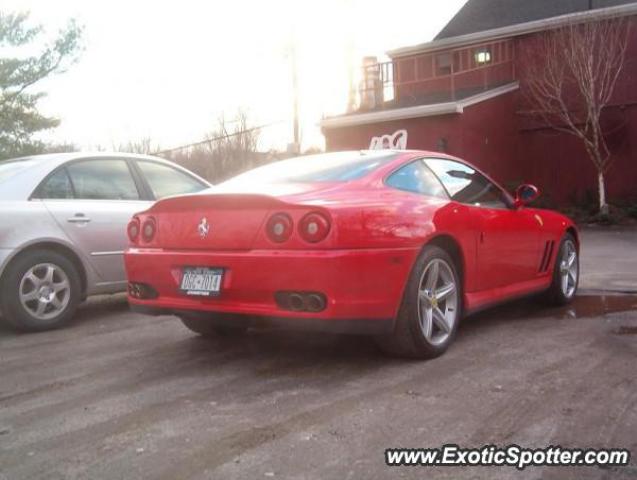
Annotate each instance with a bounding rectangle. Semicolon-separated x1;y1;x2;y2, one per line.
0;11;82;159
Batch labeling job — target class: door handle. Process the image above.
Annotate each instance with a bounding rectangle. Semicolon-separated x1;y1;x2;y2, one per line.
67;214;91;224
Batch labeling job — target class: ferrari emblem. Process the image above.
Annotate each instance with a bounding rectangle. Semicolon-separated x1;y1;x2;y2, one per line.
198;217;210;238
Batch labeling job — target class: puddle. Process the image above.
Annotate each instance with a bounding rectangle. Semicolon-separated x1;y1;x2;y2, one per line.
468;294;637;326
614;326;637;335
559;295;637;319
565;295;637;337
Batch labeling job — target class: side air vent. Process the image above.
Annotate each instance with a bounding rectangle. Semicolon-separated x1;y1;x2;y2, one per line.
539;240;555;273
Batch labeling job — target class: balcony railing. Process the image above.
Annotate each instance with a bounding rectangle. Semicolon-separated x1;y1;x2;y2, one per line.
358;39;516;111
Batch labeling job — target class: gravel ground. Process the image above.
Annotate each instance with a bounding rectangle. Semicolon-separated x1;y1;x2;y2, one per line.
0;228;635;480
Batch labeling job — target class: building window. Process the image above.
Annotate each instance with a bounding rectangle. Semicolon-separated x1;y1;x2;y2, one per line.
474;48;492;65
436;53;452;76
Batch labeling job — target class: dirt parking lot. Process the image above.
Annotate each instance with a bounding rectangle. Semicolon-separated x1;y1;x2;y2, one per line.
1;228;636;480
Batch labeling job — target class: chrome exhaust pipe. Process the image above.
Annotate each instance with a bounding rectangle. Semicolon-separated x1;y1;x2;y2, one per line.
288;293;305;311
306;293;326;312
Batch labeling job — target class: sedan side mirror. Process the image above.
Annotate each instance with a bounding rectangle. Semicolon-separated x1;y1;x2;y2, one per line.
514;184;540;208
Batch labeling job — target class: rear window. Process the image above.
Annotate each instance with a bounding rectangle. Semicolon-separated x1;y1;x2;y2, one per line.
224;151;399;185
0;159;40;183
137;160;205;199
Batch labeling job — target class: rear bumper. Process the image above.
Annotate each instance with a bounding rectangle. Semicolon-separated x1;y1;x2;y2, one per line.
129;303;394;334
125;247;418;331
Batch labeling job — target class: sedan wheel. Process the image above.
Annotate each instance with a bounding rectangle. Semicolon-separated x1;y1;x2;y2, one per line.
0;250;81;332
19;263;71;321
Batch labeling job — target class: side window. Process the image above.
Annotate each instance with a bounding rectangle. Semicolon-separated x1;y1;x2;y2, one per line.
425;158;509;209
137;161;205;199
66;159;140;200
436;53;452;76
35;168;74;199
386;159;447;198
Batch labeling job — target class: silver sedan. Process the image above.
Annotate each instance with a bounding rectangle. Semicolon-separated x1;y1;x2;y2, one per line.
0;152;210;332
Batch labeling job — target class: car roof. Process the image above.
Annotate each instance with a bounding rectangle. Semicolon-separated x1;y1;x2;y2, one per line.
5;151;179;169
0;151;210;201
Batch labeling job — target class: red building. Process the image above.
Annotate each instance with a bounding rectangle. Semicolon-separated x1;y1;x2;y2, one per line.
321;0;637;205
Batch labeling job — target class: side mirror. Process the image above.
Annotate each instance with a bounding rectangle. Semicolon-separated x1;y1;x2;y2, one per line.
514;184;540;208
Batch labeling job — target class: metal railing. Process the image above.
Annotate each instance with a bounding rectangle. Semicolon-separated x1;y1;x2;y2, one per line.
357;39;516;110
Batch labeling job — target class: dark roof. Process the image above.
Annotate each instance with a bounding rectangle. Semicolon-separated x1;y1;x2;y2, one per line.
435;0;637;39
359;83;510;113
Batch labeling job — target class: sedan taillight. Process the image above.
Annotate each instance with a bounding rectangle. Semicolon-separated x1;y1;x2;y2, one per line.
141;217;157;242
127;217;140;243
299;212;330;243
266;213;293;243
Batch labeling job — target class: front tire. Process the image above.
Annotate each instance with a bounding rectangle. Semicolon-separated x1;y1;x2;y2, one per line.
376;245;462;359
545;233;579;305
0;250;81;332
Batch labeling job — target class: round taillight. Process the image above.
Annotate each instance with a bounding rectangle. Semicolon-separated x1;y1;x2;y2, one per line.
141;217;156;242
299;212;330;243
266;213;293;243
127;217;140;242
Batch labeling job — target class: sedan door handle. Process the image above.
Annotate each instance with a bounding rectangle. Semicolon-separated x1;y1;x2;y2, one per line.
67;214;91;224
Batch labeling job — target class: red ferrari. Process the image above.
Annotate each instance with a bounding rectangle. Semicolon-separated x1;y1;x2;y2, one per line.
124;151;579;358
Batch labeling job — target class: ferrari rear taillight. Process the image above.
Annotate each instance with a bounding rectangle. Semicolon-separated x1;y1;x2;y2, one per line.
127;217;140;243
266;213;293;243
299;212;330;243
141;217;157;242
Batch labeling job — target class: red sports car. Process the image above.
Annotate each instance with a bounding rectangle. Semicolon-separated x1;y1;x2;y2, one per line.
124;151;579;358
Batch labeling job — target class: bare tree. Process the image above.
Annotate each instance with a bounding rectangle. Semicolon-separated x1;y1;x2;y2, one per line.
523;16;631;214
113;136;160;155
163;110;266;183
206;110;261;178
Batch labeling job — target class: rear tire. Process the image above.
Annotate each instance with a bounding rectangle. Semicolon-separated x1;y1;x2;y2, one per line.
180;316;248;337
545;233;579;306
0;249;81;332
376;245;462;359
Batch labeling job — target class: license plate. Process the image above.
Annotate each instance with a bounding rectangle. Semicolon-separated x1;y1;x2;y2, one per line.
179;267;223;297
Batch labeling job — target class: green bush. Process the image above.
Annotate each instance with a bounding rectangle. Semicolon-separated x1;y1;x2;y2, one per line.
626;204;637;219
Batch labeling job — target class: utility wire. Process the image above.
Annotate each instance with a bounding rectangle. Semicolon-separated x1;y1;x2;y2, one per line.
153;120;284;155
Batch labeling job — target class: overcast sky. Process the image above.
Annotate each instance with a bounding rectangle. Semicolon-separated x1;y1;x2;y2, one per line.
4;0;467;152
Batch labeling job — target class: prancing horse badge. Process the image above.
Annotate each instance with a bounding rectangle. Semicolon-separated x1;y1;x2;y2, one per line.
198;217;210;238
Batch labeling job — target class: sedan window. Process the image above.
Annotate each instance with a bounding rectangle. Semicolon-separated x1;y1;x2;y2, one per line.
386;160;447;198
36;168;74;199
425;158;509;209
137;161;205;199
66;159;140;200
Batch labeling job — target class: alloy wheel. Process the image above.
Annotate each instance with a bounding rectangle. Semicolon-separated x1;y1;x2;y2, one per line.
19;263;71;321
559;240;578;299
417;258;458;345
